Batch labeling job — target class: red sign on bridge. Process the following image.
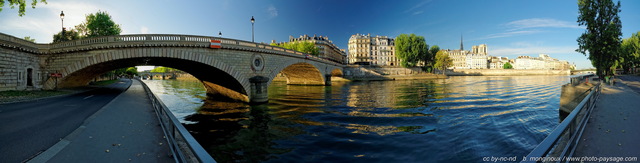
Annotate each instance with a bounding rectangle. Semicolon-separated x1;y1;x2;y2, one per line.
210;40;221;49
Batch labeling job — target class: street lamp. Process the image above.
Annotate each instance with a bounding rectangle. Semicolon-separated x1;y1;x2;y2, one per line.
251;16;255;42
219;31;222;37
60;11;65;35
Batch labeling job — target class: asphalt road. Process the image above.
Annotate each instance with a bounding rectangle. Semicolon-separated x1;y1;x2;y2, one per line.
0;79;132;163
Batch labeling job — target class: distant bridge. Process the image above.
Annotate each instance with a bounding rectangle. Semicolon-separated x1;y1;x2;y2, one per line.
138;72;178;80
0;33;344;103
571;69;596;75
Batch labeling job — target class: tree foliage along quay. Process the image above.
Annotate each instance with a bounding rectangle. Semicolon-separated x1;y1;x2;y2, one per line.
503;62;513;69
434;50;452;75
621;31;640;73
576;0;622;77
428;45;440;67
53;11;122;43
395;33;428;68
150;67;180;73
0;0;47;16
270;41;319;56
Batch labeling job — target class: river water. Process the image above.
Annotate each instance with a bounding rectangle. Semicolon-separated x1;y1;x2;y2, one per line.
142;76;568;162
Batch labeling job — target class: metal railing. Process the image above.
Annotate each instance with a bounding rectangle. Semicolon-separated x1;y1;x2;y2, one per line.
136;78;216;163
570;74;595;86
523;82;602;163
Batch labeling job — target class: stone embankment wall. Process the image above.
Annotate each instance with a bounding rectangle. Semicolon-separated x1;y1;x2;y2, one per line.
343;66;443;80
0;47;42;91
446;69;570;76
342;66;569;80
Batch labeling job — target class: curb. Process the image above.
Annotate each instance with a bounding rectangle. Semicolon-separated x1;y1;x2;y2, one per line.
0;87;99;105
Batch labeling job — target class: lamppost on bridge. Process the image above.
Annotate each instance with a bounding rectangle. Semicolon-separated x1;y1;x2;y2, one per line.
250;16;255;42
219;31;222;37
60;11;65;35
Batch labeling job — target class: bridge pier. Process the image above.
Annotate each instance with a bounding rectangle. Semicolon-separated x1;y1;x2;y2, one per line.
325;74;332;86
249;76;269;104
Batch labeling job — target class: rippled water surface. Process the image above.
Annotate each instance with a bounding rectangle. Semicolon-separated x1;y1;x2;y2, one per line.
143;76;569;162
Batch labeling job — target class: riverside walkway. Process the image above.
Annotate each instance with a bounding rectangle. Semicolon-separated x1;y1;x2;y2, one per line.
573;75;640;158
28;79;173;163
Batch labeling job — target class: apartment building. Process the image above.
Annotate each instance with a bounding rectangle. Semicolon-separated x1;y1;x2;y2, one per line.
348;33;397;66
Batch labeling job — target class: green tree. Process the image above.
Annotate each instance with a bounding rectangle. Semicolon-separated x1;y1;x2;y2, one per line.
109;67;138;78
576;0;623;77
150;66;180;73
395;33;428;68
434;50;452;75
77;11;122;38
23;36;35;42
0;0;47;16
125;67;138;76
621;31;640;73
75;23;89;37
51;11;121;42
52;29;80;43
427;45;440;66
270;41;319;55
503;62;513;69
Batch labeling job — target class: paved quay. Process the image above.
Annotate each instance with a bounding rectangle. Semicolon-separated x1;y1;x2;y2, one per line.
1;80;130;163
573;75;640;158
29;79;174;163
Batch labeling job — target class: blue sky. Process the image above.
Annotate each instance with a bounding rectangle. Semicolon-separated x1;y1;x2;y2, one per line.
1;0;639;69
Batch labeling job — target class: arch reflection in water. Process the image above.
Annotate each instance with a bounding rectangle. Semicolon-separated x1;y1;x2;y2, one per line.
145;76;568;162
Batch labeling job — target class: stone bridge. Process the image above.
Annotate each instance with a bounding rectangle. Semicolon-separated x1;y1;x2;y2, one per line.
0;33;344;103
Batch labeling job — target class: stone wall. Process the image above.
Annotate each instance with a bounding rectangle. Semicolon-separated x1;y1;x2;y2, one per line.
446;69;570;76
342;66;443;80
0;47;42;91
343;66;427;77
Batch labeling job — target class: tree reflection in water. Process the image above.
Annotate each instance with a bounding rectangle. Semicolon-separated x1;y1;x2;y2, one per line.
183;101;299;162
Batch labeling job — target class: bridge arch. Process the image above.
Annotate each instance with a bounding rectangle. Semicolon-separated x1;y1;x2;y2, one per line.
275;62;325;85
46;49;250;102
1;33;344;103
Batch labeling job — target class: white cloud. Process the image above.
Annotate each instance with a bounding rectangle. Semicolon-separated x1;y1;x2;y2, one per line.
490;41;577;56
506;18;583;30
267;5;278;18
404;0;433;14
483;30;542;39
479;18;583;41
140;26;149;34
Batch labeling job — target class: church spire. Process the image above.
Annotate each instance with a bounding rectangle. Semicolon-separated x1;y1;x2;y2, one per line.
460;35;464;50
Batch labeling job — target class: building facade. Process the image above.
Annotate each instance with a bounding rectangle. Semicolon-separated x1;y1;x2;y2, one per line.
514;54;571;70
445;43;489;69
273;34;347;64
348;34;397;66
488;56;510;69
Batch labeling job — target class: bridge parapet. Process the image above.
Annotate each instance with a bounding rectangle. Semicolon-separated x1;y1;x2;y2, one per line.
0;32;40;53
0;32;342;66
